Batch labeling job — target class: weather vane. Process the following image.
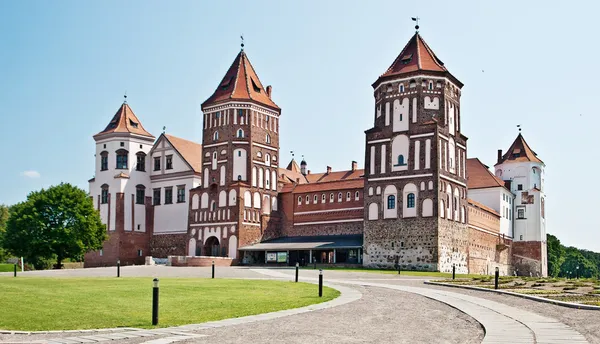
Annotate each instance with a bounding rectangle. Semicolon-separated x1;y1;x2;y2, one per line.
123;92;127;104
241;34;244;50
162;126;166;134
517;124;522;133
412;17;420;32
290;150;294;158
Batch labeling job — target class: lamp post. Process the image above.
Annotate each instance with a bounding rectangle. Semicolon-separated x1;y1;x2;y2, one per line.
152;278;159;326
212;260;215;279
117;260;121;278
295;262;299;283
576;265;580;279
452;264;456;280
318;269;323;297
494;267;499;290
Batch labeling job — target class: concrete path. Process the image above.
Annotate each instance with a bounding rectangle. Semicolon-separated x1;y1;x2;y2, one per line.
254;268;590;344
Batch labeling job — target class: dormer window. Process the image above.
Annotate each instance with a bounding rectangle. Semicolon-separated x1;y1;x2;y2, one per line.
129;119;138;128
251;78;261;92
220;76;233;90
401;54;412;64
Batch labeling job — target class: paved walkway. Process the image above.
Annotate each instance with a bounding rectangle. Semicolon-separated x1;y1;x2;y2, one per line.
0;266;592;343
254;268;589;344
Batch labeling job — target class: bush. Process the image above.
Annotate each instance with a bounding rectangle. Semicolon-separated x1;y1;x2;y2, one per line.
563;286;578;291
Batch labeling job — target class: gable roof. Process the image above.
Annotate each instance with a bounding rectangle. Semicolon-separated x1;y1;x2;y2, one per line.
373;32;462;88
496;134;543;165
466;158;507;190
94;102;154;140
305;169;364;184
202;50;280;111
163;134;203;173
292;179;364;193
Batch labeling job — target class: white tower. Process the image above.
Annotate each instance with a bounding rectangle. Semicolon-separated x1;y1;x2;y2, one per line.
495;133;547;276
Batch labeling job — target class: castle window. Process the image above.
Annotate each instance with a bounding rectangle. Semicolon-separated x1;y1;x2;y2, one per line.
154;157;160;171
153;188;161;205
120;142;124;147
137;249;143;257
338;193;342;202
237;129;244;138
399;84;405;93
298;196;302;205
215;112;220;119
101;185;109;204
387;195;396;209
517;184;523;191
133;185;145;204
238;109;244;117
517;207;525;219
346;192;351;201
394;155;407;167
407;193;415;208
100;151;108;171
213;131;219;141
401;54;412;64
428;81;433;90
116;149;128;169
328;193;333;202
211;201;216;211
313;195;318;204
136;153;146;172
176;186;185;203
129;119;138;128
355;191;360;200
164;187;173;204
166;155;173;170
306;195;310;203
266;134;271;144
238;151;242;157
251;78;261;92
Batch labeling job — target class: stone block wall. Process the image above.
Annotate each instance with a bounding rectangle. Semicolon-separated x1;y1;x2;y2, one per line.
513;241;547;277
467;227;512;275
150;233;187;258
437;219;469;273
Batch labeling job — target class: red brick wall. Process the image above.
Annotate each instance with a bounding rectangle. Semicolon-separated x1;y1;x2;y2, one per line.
169;256;234;266
468;204;500;233
512;241;545;276
467;227;512;275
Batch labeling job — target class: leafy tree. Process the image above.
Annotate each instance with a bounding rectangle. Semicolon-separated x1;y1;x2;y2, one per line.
3;183;106;269
546;234;565;277
560;249;598;279
0;204;10;262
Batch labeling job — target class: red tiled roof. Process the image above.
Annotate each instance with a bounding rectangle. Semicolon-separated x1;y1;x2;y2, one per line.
286;159;301;173
292;179;364;193
305;169;364;183
94;102;154;139
496;134;543;165
164;134;202;173
202;50;280;111
466;158;506;189
380;33;446;79
468;198;500;217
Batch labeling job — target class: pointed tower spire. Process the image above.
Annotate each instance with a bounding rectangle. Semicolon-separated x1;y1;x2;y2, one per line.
202;50;280;111
93;102;154;140
495;133;543;165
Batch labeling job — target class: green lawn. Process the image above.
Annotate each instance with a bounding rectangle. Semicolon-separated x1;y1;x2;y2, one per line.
0;277;339;331
0;264;15;272
304;266;482;278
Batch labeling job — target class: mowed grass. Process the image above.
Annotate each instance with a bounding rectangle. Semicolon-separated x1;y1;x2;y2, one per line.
0;264;15;272
0;277;339;331
305;266;481;278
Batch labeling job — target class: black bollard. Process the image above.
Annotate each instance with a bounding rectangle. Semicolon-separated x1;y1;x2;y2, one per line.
313;259;316;270
212;261;215;279
398;263;401;275
494;267;499;290
117;260;121;278
295;262;299;283
318;269;323;297
14;264;17;277
152;278;159;325
452;264;456;280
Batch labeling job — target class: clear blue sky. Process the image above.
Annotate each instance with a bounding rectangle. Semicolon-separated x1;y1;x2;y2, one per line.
1;1;598;251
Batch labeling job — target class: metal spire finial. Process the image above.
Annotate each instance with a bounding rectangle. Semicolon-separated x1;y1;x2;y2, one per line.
412;17;420;32
240;35;244;50
517;124;521;133
123;92;127;104
290;150;294;158
162;126;166;134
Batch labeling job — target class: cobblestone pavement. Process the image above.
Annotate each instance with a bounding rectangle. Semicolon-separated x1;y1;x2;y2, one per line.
2;266;595;343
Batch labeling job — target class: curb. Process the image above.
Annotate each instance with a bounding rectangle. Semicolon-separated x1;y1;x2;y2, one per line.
425;281;600;311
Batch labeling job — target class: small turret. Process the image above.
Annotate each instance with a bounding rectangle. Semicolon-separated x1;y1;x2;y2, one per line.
300;158;307;176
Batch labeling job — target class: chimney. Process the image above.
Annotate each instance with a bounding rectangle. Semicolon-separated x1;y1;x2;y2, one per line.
326;166;332;174
296;178;300;183
351;161;357;171
497;149;503;164
266;85;272;98
307;170;311;175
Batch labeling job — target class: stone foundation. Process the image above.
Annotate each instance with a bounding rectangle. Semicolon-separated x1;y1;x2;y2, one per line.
150;233;188;258
512;241;547;277
467;227;512;276
168;256;235;267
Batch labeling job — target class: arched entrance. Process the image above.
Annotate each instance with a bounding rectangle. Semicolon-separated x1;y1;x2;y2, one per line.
204;236;220;257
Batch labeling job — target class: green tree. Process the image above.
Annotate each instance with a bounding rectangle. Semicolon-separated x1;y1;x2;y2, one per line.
560;249;598;279
0;204;10;262
546;234;565;277
3;183;106;269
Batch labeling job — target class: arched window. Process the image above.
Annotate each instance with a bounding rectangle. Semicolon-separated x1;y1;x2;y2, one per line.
346;192;351;201
266;134;271;144
428;81;433;90
368;203;379;220
135;185;146;204
265;153;271;166
407;193;415;208
323;194;327;203
313;195;318;203
101;184;109;204
396;155;406;166
237;129;244;138
368;187;373;196
116;149;128;169
100;151;109;171
213;131;219;141
298;196;302;205
400;84;405;93
210;201;216;211
135;152;146;171
338;193;342;202
329;193;333;202
306;195;310;203
355;191;359;200
387;195;396;209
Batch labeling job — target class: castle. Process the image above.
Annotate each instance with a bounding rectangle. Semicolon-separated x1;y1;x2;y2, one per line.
85;30;548;276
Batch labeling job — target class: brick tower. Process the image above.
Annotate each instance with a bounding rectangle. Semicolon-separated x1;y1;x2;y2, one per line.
187;47;281;262
363;30;469;273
